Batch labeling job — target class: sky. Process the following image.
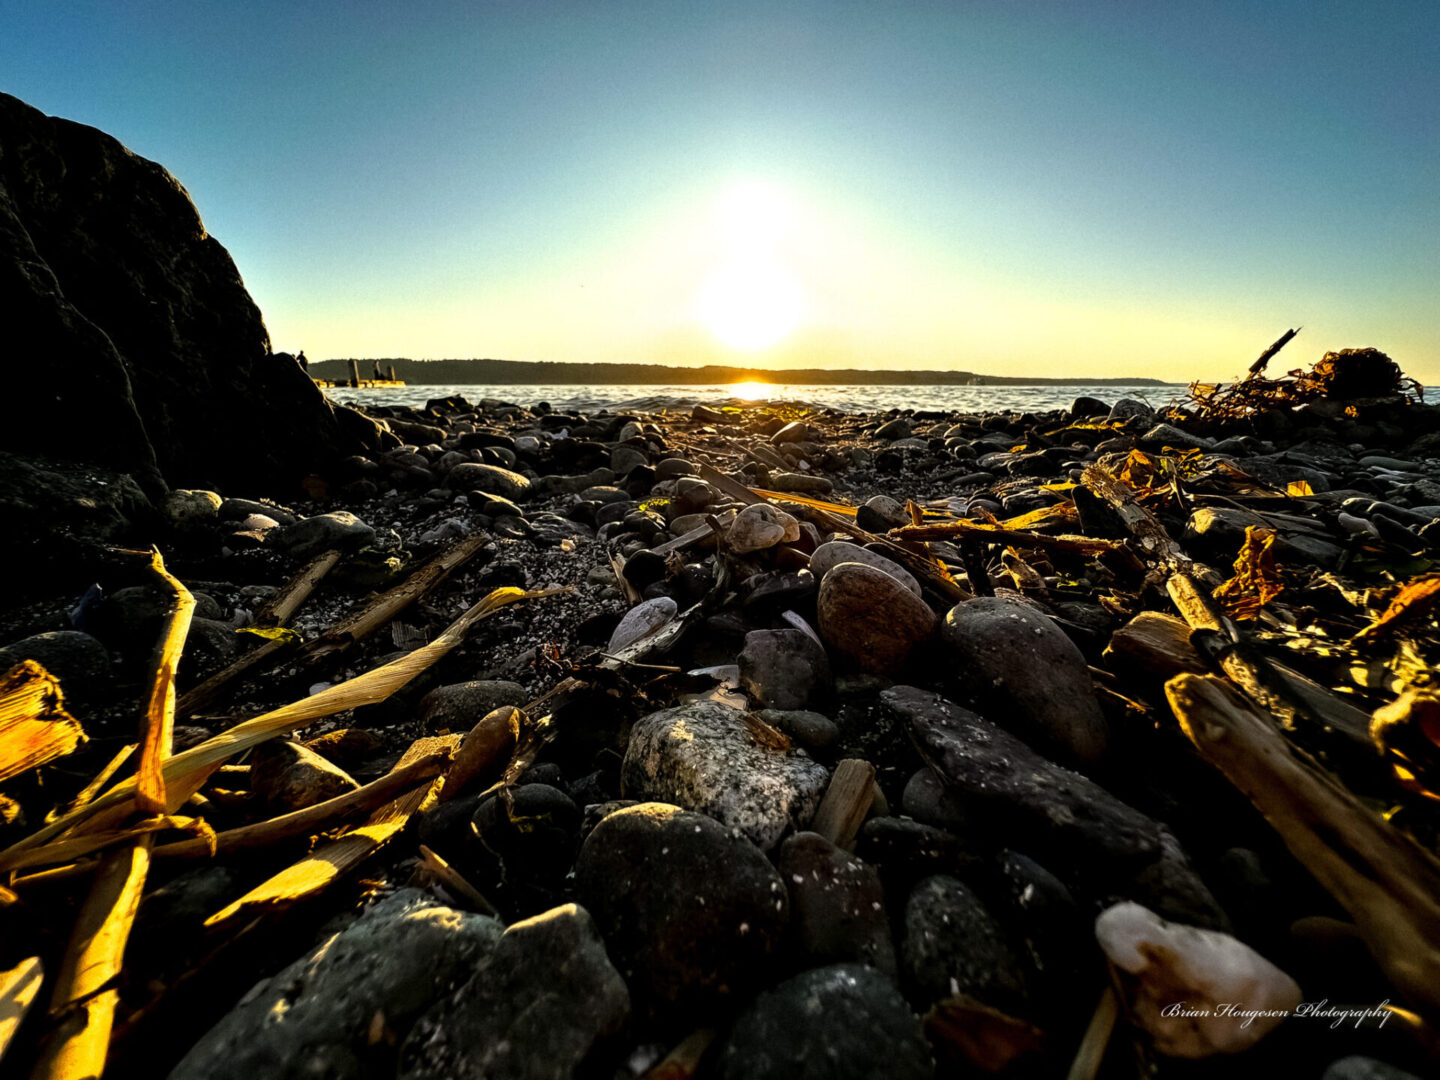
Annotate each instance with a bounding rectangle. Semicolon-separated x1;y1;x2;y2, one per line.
4;1;1438;382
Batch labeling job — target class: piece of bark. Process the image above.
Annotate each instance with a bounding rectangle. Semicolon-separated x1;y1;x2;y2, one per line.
0;662;85;784
203;735;459;932
1103;611;1210;683
810;759;876;850
1166;673;1440;1023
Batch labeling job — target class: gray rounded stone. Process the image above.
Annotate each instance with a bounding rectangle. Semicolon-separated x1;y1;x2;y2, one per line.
274;511;375;559
0;631;110;693
607;596;678;653
446;461;533;501
418;680;528;732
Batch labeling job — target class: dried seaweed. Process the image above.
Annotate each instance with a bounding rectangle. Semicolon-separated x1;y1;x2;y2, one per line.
1188;346;1424;421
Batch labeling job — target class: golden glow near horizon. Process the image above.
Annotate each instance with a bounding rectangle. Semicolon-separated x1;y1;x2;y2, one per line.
695;182;808;351
728;380;774;400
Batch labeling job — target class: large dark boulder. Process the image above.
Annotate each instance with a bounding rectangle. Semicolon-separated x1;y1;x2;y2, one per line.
0;92;363;496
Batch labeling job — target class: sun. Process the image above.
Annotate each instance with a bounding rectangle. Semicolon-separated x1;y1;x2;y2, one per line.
696;183;807;351
697;258;805;350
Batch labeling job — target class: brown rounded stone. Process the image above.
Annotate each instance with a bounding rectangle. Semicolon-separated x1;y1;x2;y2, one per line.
817;562;937;676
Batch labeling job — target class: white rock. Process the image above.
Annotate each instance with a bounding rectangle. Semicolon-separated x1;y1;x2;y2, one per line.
607;596;679;653
621;700;828;849
808;541;922;596
727;503;799;555
1096;901;1301;1057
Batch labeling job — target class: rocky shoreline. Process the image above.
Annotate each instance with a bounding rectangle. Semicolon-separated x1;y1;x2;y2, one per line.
3;380;1440;1079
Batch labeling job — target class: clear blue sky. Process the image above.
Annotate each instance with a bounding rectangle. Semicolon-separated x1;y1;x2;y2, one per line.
5;1;1438;381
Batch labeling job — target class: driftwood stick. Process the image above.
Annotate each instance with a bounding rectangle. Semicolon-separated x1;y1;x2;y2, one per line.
48;745;135;824
177;638;290;719
641;1027;717;1080
0;662;85;783
415;844;497;915
810;759;876;849
1081;465;1219;587
1166;673;1440;1023
256;547;343;626
28;839;151;1080
1066;985;1118;1080
298;532;490;667
136;549;195;815
1248;326;1300;375
1167;574;1370;745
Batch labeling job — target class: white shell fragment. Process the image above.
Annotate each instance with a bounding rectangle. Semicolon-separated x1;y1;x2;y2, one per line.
1096;901;1302;1058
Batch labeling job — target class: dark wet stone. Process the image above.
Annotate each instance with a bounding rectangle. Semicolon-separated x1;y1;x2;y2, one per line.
902;874;1028;1011
779;832;896;975
719;964;931;1080
0;631;110;694
573;803;789;1013
446;461;532;501
758;708;839;750
906;684;1226;927
399;904;628;1080
419;680;528;732
940;594;1109;766
170;891;502;1080
738;629;832;711
250;740;360;813
273;511;375;559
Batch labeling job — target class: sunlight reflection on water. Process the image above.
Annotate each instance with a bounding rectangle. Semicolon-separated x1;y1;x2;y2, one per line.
327;382;1195;416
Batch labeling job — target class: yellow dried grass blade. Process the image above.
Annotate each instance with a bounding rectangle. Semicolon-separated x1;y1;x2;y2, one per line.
751;490;858;516
0;587;562;866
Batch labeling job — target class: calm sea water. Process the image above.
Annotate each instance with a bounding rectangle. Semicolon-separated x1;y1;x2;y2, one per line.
325;382;1188;416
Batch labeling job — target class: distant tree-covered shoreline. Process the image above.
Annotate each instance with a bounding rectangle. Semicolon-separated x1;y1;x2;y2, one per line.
307;357;1169;387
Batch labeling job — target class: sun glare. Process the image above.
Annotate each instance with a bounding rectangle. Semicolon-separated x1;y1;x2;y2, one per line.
696;182;807;351
728;380;773;400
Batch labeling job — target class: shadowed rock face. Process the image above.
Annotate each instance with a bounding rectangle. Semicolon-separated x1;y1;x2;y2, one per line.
0;92;359;495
